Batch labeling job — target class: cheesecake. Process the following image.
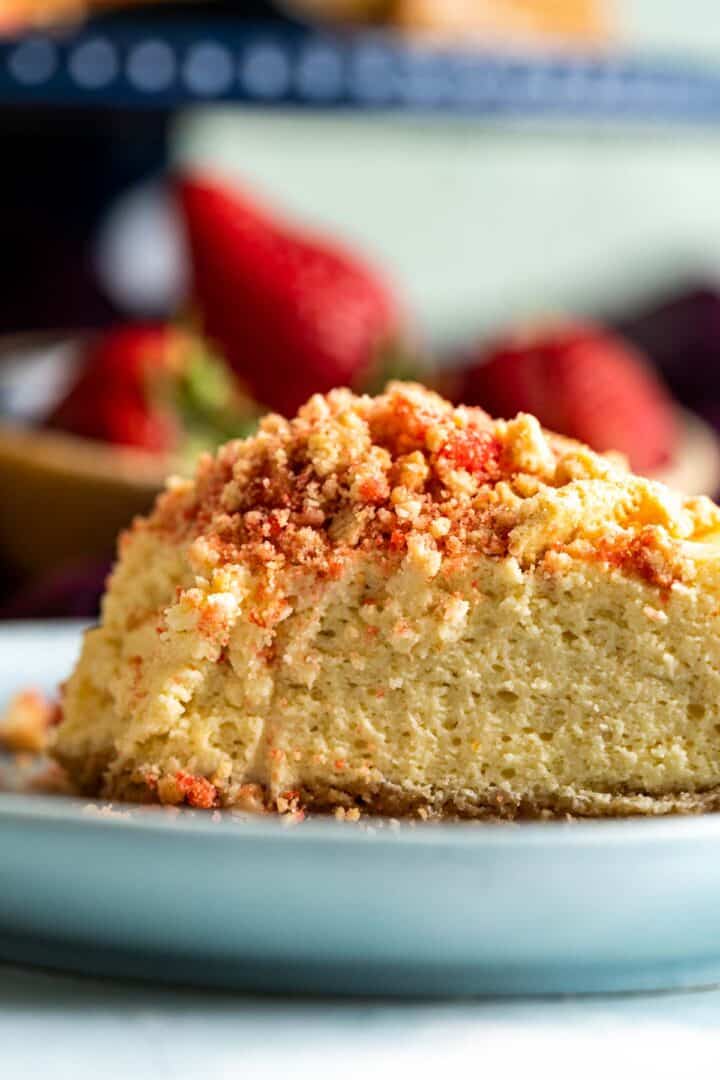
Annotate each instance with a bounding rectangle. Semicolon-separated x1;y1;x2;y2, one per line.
53;383;720;817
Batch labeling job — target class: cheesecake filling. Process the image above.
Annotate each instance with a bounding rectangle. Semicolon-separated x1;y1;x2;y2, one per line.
53;382;720;817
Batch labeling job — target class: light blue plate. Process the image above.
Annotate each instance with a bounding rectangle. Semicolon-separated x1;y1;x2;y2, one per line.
3;619;720;997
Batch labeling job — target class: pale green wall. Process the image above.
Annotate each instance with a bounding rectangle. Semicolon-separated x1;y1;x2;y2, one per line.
174;110;720;347
623;0;720;59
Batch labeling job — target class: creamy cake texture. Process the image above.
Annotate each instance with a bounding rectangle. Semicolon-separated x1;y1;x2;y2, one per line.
53;383;720;817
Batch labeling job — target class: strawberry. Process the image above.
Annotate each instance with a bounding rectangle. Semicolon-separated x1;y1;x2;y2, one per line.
452;321;677;473
177;174;406;417
47;325;181;452
46;324;259;460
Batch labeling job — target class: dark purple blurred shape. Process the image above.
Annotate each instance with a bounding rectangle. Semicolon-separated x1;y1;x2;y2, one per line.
0;559;111;620
618;285;720;416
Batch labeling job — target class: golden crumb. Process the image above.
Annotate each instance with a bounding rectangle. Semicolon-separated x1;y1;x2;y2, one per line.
0;689;57;753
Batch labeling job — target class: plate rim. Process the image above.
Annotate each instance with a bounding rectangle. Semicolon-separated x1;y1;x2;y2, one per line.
3;787;720;852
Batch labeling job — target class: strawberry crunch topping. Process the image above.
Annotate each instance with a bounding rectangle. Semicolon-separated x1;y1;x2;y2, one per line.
143;382;720;607
157;771;218;809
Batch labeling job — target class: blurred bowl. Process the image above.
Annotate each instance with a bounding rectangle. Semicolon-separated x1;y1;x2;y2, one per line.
0;423;168;575
0;333;170;576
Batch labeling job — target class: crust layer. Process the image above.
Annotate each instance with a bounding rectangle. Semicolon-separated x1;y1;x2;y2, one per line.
73;771;720;820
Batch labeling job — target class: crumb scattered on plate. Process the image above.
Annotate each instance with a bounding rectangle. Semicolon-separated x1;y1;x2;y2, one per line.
0;689;59;753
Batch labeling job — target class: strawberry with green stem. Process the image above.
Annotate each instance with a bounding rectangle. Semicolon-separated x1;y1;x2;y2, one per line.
178;174;421;416
47;324;259;466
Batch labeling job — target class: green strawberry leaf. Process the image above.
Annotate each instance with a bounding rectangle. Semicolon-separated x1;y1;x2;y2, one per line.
172;335;262;469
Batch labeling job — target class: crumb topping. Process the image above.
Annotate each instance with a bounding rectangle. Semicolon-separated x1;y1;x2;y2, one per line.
136;382;720;614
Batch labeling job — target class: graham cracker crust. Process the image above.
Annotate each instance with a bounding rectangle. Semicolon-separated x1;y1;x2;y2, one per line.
73;764;720;820
287;781;720;819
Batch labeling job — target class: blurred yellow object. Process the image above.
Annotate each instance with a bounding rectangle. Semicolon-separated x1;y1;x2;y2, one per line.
0;423;166;575
0;0;161;34
394;0;608;42
284;0;608;41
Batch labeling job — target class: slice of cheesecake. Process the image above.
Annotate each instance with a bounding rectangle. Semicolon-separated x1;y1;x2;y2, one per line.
53;382;720;817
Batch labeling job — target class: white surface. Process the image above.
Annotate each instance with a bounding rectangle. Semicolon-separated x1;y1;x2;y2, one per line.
624;0;720;59
3;962;720;1079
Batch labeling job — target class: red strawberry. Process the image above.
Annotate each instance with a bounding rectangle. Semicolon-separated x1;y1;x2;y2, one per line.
47;324;261;461
177;174;404;417
47;324;181;452
453;321;677;473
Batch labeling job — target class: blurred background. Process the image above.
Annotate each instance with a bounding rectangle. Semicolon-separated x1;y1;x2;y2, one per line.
2;0;720;618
